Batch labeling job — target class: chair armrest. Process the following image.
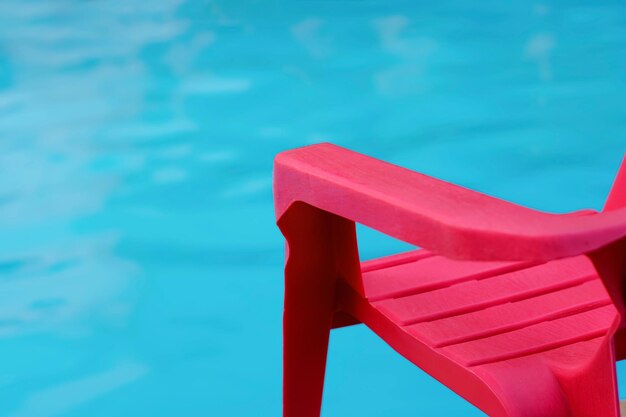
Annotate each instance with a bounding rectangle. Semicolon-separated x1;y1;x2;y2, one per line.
273;143;626;262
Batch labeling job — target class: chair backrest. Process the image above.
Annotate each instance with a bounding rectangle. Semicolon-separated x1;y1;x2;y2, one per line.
592;154;626;328
605;154;626;211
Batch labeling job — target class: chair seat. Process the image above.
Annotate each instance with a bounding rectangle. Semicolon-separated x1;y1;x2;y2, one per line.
336;250;620;416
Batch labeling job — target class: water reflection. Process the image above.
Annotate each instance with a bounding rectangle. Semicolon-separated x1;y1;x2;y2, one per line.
9;361;149;417
0;233;138;338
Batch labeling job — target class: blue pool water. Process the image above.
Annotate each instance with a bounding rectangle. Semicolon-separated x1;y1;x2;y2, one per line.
1;1;626;416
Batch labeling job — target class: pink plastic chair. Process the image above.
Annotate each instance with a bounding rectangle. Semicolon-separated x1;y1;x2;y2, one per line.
273;143;626;417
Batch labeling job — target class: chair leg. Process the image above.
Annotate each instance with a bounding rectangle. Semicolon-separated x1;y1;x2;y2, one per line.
555;337;620;417
477;359;570;417
283;288;333;417
278;203;360;417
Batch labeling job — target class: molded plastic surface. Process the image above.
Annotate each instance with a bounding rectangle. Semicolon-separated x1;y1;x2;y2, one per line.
273;143;626;417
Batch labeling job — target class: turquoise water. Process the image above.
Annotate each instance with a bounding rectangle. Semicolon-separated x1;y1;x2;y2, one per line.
1;0;626;416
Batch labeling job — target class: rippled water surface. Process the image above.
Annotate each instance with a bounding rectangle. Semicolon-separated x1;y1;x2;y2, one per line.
1;1;626;416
